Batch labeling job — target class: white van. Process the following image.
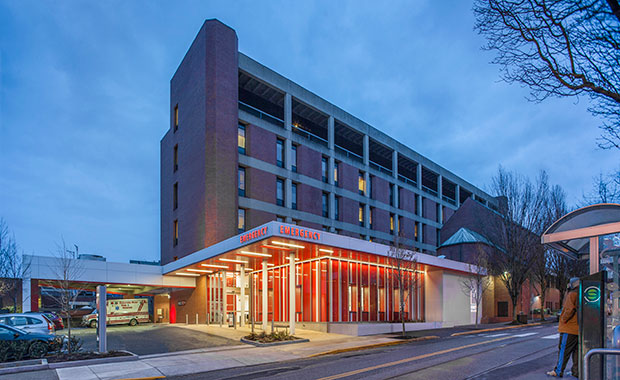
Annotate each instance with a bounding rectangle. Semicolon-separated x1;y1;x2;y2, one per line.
82;299;150;328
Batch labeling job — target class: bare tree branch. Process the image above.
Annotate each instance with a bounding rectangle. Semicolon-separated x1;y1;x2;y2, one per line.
387;231;420;337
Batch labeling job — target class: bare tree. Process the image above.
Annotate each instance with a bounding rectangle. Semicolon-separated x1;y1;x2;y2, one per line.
530;246;553;321
484;167;549;323
582;170;620;205
460;250;491;328
49;239;85;353
474;0;620;149
0;219;30;312
387;231;419;337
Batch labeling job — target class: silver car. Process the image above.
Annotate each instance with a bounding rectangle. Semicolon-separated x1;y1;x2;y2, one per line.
0;314;55;335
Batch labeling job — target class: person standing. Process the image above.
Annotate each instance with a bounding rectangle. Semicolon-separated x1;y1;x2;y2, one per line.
547;277;580;378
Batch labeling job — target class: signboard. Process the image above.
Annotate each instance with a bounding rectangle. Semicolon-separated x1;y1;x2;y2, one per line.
579;271;607;380
278;225;321;240
240;226;268;244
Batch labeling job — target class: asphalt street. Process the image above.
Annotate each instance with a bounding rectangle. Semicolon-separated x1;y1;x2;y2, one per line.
168;324;565;380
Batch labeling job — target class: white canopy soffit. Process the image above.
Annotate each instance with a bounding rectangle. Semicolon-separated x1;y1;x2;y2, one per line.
541;203;620;261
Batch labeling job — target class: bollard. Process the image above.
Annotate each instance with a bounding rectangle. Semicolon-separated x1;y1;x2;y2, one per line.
185;314;188;325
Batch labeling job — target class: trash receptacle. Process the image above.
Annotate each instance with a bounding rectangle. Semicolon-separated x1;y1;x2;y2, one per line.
517;314;528;324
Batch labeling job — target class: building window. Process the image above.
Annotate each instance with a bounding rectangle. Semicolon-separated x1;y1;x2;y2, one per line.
368;175;373;199
173;182;178;210
238;209;245;233
276;139;284;168
276;178;284;206
292;183;298;210
358;171;366;195
359;204;365;226
334;161;339;187
173;144;178;172
238;167;245;197
415;222;420;241
238;124;246;155
497;302;509;317
436;229;441;246
369;207;373;229
276;215;285;222
292;219;299;225
390;214;395;235
173;220;178;247
322;157;328;183
174;105;178;132
291;145;297;172
334;196;340;221
322;192;329;217
436;204;441;223
398;216;403;235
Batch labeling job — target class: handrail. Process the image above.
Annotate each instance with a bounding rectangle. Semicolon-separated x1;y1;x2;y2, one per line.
335;145;363;163
369;161;393;176
292;125;328;146
422;185;438;197
398;174;417;187
239;101;284;127
584;348;620;380
442;195;456;205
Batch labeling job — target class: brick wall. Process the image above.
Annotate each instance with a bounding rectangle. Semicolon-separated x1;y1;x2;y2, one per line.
247;124;276;165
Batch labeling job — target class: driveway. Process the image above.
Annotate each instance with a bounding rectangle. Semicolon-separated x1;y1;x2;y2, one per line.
65;324;241;355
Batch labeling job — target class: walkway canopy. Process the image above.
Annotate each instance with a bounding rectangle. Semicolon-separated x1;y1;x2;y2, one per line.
541;203;620;274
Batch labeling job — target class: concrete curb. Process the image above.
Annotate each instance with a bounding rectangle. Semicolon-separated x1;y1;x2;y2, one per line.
0;358;48;376
450;322;542;336
240;337;310;347
48;350;138;369
138;344;251;360
308;335;440;357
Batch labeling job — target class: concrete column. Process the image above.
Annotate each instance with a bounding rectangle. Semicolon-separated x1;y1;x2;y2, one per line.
363;134;369;166
392;151;398;179
262;260;268;330
394;185;399;209
222;271;227;325
437;175;443;201
590;236;599;274
218;273;222;326
364;172;370;198
285;178;292;210
417;164;422;189
289;253;296;335
21;277;31;313
455;185;461;207
240;266;246;327
328;259;333;323
284;93;292;131
328;116;335;151
285;139;292;171
365;204;371;229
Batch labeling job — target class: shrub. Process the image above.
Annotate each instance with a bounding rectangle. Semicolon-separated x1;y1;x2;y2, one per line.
244;330;296;343
0;341;32;362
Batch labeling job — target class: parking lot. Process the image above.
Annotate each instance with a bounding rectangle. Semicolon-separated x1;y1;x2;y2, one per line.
65;323;242;355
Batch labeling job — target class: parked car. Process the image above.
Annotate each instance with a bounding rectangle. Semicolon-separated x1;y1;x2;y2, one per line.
0;323;56;359
0;314;55;335
26;311;64;330
82;299;149;328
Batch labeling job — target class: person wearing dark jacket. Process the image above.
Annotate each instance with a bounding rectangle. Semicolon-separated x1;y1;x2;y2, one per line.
547;277;580;378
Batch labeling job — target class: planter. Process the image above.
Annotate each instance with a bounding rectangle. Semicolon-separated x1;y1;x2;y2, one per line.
48;350;137;369
240;337;309;347
0;358;48;376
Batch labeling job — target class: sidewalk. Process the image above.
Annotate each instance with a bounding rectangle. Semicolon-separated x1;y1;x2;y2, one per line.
5;320;557;380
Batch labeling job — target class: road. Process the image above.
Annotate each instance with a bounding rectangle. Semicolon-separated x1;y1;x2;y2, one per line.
168;324;567;380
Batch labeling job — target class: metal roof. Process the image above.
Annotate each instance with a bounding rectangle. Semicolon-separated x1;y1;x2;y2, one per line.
439;227;494;248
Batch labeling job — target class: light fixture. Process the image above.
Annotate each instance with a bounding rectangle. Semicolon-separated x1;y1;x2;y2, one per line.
261;244;291;250
219;258;249;264
271;241;305;249
187;269;213;273
267;263;274;267
239;251;272;257
201;264;229;269
318;249;333;253
175;272;200;277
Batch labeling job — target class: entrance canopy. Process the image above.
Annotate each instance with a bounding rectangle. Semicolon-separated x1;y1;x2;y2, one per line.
163;221;477;277
541;203;620;273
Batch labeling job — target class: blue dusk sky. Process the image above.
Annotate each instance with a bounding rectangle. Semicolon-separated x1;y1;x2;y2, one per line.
0;1;617;263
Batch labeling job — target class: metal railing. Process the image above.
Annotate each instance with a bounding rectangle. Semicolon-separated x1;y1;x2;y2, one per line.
239;101;284;127
292;125;328;147
335;145;363;163
584;348;620;380
442;195;456;205
369;161;393;176
398;174;417;187
422;185;438;197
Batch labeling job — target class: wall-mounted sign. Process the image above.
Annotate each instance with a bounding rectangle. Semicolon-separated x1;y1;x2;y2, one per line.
177;300;186;306
279;225;320;240
583;286;601;303
240;226;268;244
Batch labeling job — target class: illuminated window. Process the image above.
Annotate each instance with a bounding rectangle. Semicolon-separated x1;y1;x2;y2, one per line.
276;178;284;206
173;182;178;210
390;214;394;235
368;175;373;199
173;220;178;247
238;167;245;197
369;207;373;229
276;139;284;168
322;192;328;217
238;124;246;154
359;204;364;226
174;105;178;132
358;172;366;195
292;183;298;210
389;184;394;207
276;215;284;222
334;161;339;187
291;145;297;172
173;144;178;172
415;222;420;241
238;209;245;233
322;157;328;183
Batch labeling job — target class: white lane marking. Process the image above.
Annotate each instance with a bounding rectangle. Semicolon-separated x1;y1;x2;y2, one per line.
484;333;510;337
513;332;537;337
542;333;559;340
